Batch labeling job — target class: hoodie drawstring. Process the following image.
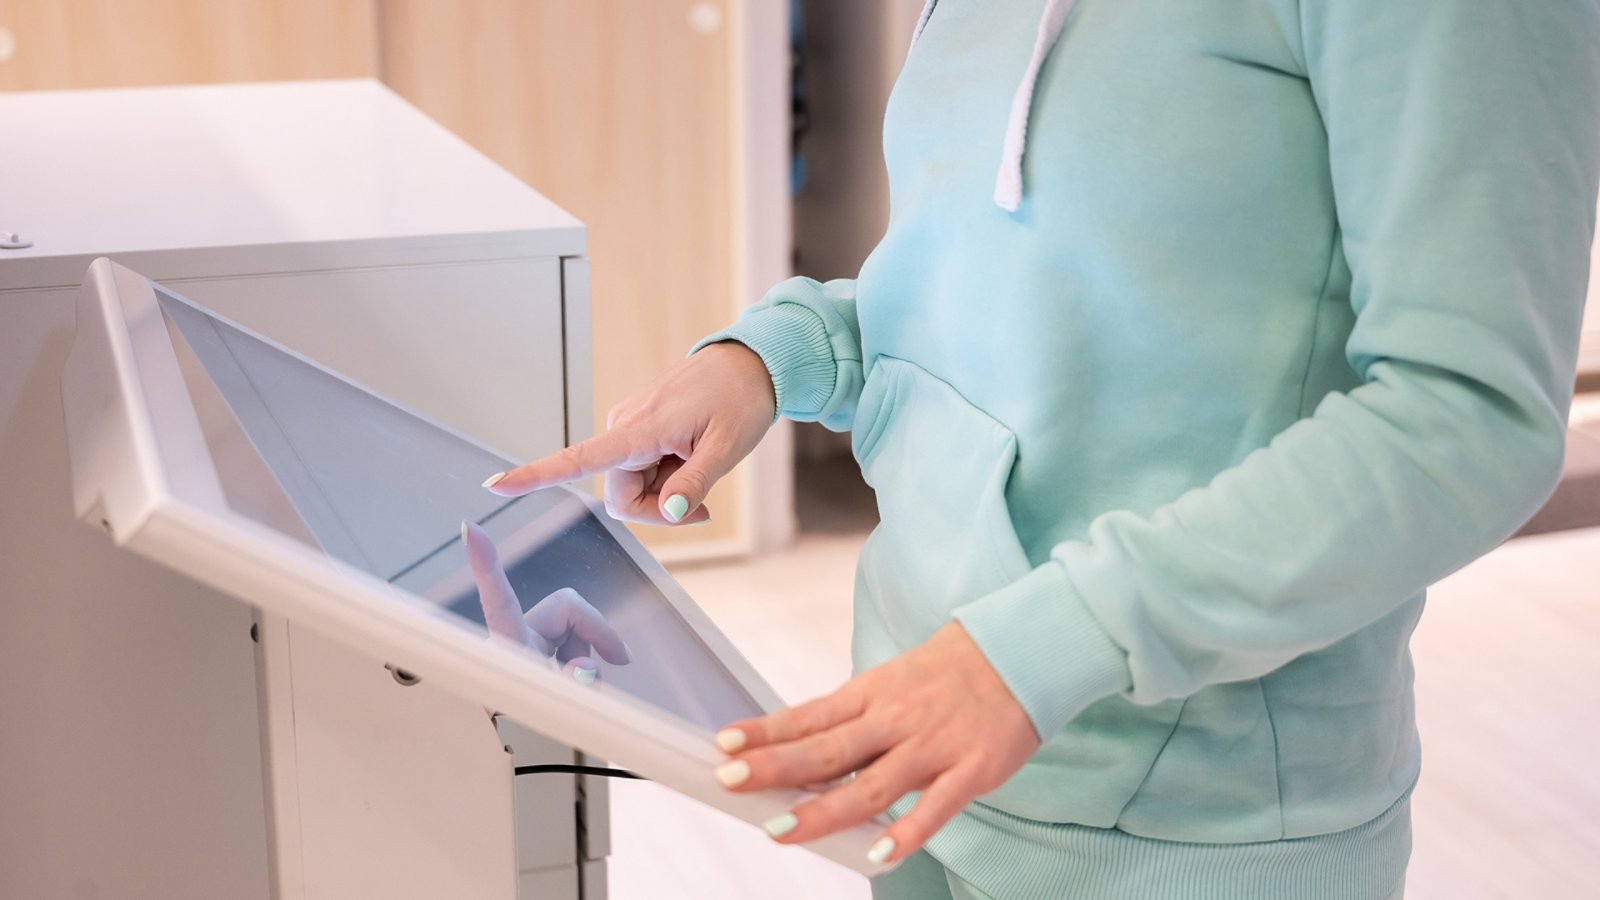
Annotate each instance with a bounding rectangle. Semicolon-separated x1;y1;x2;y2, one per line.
996;0;1078;211
909;0;939;53
908;0;1080;212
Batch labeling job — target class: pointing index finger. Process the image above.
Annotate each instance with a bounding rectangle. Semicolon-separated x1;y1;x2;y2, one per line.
484;428;645;496
462;520;538;649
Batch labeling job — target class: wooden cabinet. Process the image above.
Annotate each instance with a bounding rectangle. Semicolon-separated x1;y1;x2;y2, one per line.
379;0;787;559
0;0;376;89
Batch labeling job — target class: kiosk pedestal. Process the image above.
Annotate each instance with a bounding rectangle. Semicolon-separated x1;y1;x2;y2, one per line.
0;80;597;899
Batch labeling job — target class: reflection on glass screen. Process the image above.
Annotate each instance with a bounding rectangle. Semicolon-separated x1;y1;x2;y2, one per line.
156;288;765;732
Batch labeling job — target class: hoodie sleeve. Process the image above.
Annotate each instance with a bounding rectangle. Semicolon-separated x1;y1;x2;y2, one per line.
951;0;1600;741
690;277;865;432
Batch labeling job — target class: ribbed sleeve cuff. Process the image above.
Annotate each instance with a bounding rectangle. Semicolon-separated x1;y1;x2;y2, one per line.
952;563;1132;741
689;304;840;423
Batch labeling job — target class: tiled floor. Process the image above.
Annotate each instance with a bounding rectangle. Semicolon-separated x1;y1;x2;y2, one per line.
1405;526;1600;900
608;405;1600;899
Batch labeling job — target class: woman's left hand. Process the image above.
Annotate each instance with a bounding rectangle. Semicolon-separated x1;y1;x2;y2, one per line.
711;620;1041;866
462;520;632;683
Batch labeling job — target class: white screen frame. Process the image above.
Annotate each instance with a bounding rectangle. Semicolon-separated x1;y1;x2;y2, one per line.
60;257;889;877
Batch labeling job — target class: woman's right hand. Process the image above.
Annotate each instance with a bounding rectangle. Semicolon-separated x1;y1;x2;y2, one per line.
482;341;776;525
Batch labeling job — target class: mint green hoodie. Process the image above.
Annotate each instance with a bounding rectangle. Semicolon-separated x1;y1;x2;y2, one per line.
699;0;1598;892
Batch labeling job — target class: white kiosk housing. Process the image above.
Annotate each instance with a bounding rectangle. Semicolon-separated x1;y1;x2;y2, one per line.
0;79;883;900
0;79;595;900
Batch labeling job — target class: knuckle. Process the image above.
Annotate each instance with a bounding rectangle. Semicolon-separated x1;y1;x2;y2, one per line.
783;706;814;734
961;759;999;791
790;702;831;736
740;750;778;786
834;683;870;718
604;468;640;498
746;717;782;746
811;734;847;773
671;468;712;500
548;587;583;605
929;769;985;816
878;698;917;733
734;723;764;747
555;443;587;468
960;739;998;775
851;771;895;811
610;400;650;429
888;820;928;854
633;393;665;420
859;781;895;812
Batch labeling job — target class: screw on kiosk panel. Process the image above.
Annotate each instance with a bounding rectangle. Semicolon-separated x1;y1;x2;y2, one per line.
385;663;422;686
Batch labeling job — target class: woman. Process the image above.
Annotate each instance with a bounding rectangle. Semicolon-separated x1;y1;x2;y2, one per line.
484;1;1600;896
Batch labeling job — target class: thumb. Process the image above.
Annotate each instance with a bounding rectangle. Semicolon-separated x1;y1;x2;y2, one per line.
656;435;741;524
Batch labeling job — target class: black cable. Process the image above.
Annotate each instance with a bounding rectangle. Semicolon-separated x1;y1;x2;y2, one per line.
514;763;645;780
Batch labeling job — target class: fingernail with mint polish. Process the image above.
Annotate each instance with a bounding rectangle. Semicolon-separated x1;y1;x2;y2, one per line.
868;836;896;865
714;728;747;753
573;666;597;685
763;812;798;839
663;493;689;522
714;759;750;788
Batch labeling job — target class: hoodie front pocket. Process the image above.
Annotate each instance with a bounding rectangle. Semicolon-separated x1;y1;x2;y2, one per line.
851;357;1033;652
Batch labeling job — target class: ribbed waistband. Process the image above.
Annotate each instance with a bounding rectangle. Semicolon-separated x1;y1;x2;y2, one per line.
893;783;1414;899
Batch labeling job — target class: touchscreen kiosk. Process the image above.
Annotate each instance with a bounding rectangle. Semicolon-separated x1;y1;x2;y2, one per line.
61;258;888;876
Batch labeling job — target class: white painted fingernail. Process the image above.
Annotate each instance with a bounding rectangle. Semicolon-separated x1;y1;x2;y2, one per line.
867;836;896;865
573;667;597;685
763;812;798;838
482;472;507;489
621;641;635;664
714;759;750;788
461;520;471;544
714;728;747;753
663;493;689;522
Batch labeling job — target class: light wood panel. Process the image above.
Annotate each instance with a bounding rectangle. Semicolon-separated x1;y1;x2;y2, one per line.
0;0;775;556
379;0;751;556
0;0;376;90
